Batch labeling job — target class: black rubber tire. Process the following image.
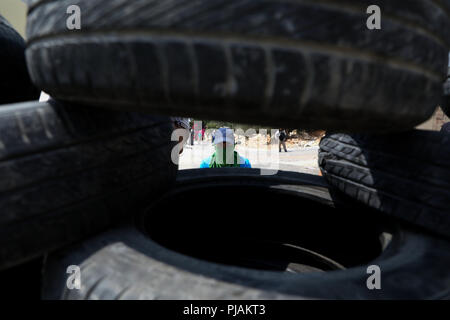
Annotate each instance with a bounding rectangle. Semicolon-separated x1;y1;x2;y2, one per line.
318;130;450;239
41;169;450;300
25;0;450;132
0;100;177;271
0;15;39;104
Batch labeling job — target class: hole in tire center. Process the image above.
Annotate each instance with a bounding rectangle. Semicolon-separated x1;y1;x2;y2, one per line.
143;185;392;273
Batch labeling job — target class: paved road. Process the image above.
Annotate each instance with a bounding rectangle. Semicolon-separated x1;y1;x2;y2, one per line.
179;142;320;175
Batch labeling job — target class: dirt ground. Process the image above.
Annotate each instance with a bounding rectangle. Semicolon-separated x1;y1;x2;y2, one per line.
179;141;321;175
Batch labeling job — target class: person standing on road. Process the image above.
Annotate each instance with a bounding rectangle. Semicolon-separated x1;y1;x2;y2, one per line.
200;128;251;168
276;129;288;152
201;122;206;141
187;119;194;146
189;127;194;145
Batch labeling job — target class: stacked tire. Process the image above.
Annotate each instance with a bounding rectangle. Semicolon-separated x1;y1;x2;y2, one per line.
0;14;39;104
0;16;178;272
25;0;450;131
1;0;449;299
318;131;450;238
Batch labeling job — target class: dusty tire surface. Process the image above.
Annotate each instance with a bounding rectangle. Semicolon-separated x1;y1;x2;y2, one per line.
42;169;450;300
0;100;177;271
26;0;450;131
0;15;39;104
319;131;450;239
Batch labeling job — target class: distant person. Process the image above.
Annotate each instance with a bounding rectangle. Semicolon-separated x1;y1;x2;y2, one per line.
201;122;206;141
275;129;288;152
200;128;251;168
193;121;202;142
189;127;194;146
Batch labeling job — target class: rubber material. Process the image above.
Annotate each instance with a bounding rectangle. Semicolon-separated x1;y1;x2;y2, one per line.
42;169;450;299
25;0;450;131
319;131;450;239
0;15;39;104
0;100;177;271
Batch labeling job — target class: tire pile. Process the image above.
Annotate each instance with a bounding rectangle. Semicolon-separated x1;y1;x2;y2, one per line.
0;14;178;271
0;0;449;299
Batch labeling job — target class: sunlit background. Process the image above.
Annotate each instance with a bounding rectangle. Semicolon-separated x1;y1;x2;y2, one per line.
0;0;27;38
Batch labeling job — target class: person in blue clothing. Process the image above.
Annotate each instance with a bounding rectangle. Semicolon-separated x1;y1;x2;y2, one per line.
200;128;251;168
